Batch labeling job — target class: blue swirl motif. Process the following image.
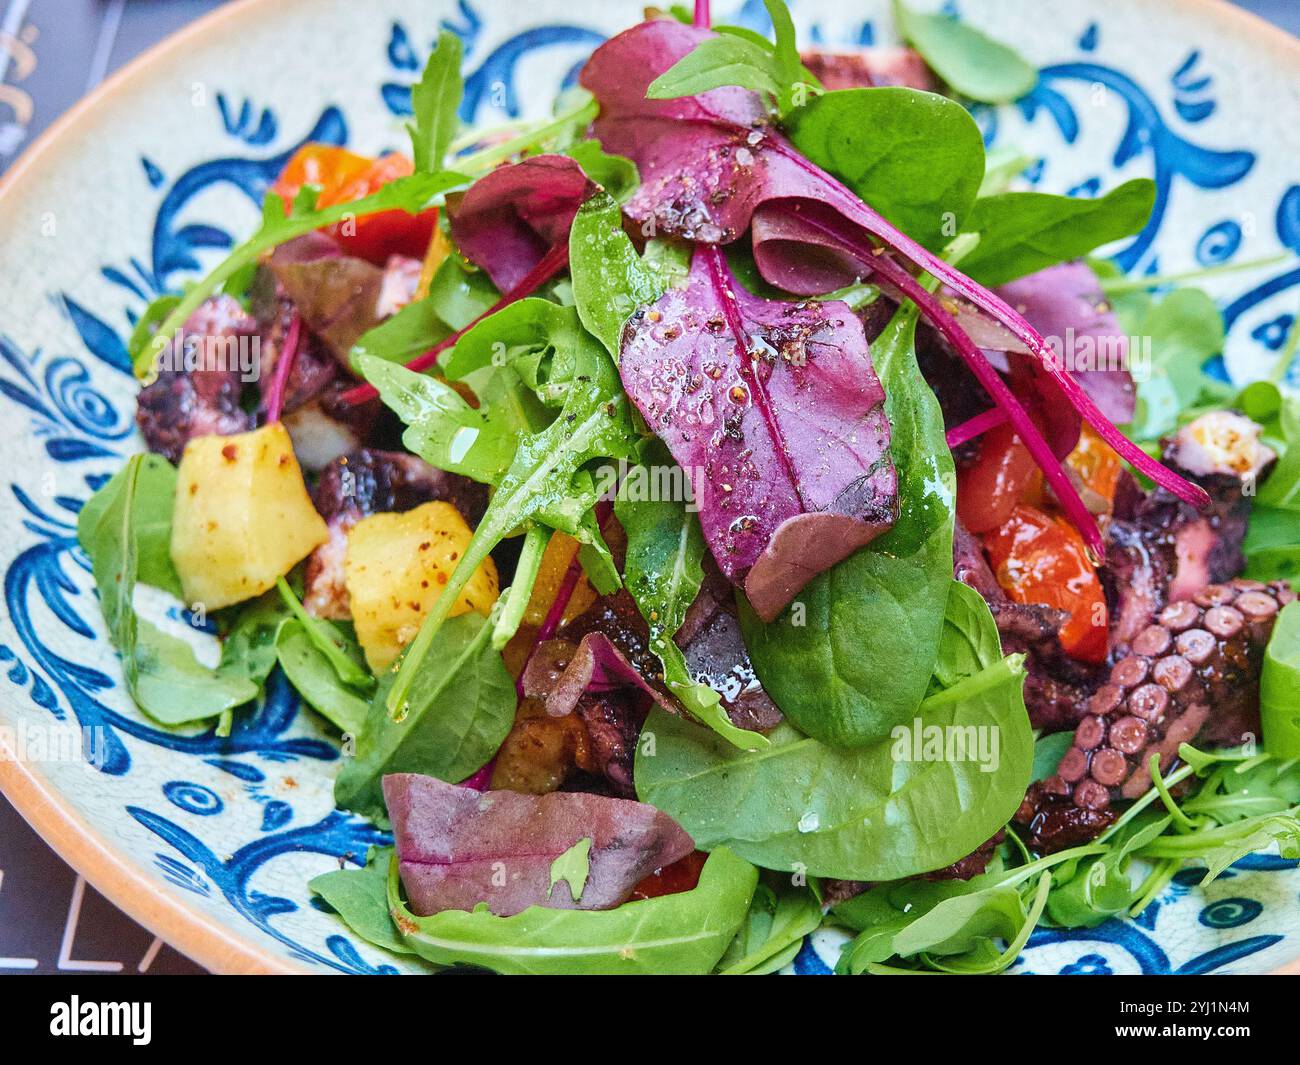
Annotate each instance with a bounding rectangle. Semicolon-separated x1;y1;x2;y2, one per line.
986;21;1298;384
380;2;605;125
1014;867;1283;975
129;805;398;974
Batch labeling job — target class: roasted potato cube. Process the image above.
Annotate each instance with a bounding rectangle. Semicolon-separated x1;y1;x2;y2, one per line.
344;500;498;670
170;423;328;611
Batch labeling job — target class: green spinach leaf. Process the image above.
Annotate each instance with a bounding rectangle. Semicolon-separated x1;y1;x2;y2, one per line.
216;590;290;687
77;453;183;598
891;0;1037;104
335;612;516;822
635;651;1032;881
960;179;1156;288
274;577;373;692
387;847;758;975
82;455;258;725
786;86;985;250
309;847;422;957
1262;603;1300;758
276;619;371;735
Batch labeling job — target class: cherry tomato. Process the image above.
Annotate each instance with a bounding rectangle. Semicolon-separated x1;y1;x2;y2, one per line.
629;851;709;901
271;145;438;264
956;422;1039;534
982;504;1109;664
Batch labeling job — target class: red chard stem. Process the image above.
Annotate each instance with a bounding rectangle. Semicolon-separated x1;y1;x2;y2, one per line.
339;242;571;406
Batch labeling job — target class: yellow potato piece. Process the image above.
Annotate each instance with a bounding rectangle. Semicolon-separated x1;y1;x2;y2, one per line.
345;500;498;671
170;423;328;611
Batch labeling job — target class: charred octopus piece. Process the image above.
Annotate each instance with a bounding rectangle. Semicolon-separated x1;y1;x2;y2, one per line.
1107;414;1263;650
135;296;255;463
303;449;488;618
1017;579;1295;852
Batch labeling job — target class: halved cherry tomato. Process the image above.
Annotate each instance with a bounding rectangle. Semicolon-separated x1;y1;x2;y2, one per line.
982;504;1109;664
956;422;1039;534
629;851;709;901
270;144;438;264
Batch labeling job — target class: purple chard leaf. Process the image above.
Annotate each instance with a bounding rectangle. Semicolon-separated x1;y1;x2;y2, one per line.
383;773;695;917
446;154;597;292
620;244;898;622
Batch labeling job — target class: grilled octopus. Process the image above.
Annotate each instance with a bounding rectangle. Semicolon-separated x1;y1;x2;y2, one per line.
1013;412;1292;853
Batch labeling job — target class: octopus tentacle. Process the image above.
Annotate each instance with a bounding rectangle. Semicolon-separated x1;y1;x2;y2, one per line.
1015;579;1294;852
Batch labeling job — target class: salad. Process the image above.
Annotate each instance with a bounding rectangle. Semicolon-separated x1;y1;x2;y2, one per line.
79;0;1300;975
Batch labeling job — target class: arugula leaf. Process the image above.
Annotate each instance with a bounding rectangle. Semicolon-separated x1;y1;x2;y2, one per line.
274;577;373;692
739;303;955;747
837;871;1050;975
407;30;464;173
348;297;448;371
1046;856;1137;930
276;619;371;735
386;847;759;975
357;355;520;485
786;87;986;250
141;171;468;377
891;0;1037;104
548;838;593;904
1262;603;1300;758
77;453;183;598
82;454;258;725
647;30;781;103
959;179;1157;287
492;524;552;650
716;879;822;975
335;612;516;822
615;441;769;750
309;847;423;957
382;310;640;717
569;191;676;359
1138;813;1300;884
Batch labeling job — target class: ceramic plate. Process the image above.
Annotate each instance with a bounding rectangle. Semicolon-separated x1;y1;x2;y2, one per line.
0;0;1297;974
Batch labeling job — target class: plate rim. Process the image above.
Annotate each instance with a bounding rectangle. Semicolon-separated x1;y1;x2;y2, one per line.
0;0;1298;976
